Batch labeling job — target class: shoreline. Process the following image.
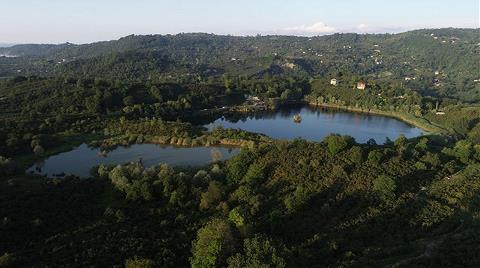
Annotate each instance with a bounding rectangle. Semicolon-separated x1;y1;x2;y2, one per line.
306;102;448;134
19;102;449;169
186;101;448;135
89;134;262;152
184;101;450;137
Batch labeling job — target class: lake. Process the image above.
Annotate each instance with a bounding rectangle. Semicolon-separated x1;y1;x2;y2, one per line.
205;105;424;143
27;144;240;178
28;106;424;178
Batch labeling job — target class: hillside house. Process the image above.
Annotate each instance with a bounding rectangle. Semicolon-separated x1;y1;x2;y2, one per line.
330;78;338;86
356;81;367;90
284;62;296;69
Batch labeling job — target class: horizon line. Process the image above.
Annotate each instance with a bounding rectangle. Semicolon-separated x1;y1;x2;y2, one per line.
2;27;478;46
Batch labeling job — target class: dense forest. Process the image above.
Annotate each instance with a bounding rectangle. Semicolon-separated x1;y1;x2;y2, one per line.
1;28;479;101
0;28;479;267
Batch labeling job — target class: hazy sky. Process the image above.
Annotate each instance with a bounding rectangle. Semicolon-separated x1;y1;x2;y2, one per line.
1;0;479;44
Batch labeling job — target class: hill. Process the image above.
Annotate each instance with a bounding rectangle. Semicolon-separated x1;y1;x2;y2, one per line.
1;28;479;101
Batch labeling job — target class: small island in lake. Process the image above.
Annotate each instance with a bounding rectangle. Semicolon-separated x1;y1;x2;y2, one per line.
293;114;302;123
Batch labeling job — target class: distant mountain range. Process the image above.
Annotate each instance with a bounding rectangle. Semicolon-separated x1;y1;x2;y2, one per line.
0;43;16;48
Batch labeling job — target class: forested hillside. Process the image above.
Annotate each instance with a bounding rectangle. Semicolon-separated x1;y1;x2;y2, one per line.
1;28;479;101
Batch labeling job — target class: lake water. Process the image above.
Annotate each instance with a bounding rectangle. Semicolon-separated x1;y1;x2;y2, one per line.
27;106;424;178
27;144;239;178
205;105;424;143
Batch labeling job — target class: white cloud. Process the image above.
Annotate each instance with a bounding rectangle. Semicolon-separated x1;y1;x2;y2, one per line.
273;22;408;36
282;22;336;35
354;23;405;33
357;24;370;31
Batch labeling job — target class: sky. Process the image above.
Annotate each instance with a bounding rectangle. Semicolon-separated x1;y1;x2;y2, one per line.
0;0;478;44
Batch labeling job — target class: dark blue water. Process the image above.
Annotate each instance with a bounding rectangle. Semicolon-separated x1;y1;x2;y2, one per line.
27;144;239;178
205;105;424;143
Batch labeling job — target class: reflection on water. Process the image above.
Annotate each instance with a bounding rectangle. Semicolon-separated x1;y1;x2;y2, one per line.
28;106;425;178
205;105;424;143
27;144;240;178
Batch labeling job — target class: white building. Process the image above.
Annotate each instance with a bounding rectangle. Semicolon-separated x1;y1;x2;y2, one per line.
356;81;367;90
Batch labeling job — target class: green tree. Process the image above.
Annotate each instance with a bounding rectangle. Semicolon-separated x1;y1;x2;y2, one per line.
125;257;154;268
324;134;354;155
228;207;246;228
280;89;292;101
200;181;224;210
348;146;364;165
366;138;377;146
421;152;441;168
222;73;232;90
226;151;255;184
227;236;286;268
123;96;135;106
467;124;480;144
372;175;396;201
394;134;409;156
415;137;429;152
368;150;384;164
442;140;473;164
191;219;237;268
149;85;163;102
243;163;266;185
